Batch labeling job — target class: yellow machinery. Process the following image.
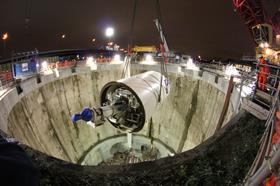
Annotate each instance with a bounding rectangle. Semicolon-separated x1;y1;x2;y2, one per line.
132;46;157;53
233;0;279;65
253;23;280;65
256;46;280;65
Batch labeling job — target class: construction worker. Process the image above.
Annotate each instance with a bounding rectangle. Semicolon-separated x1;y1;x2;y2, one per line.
258;57;270;91
265;174;277;186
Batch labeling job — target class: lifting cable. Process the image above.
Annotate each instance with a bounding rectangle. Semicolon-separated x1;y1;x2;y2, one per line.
122;0;169;103
128;0;138;53
122;0;138;78
155;0;169;102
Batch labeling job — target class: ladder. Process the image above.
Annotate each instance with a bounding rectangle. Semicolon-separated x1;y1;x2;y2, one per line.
242;62;280;120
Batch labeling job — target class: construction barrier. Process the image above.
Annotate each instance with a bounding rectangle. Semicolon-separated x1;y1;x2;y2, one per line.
56;60;76;69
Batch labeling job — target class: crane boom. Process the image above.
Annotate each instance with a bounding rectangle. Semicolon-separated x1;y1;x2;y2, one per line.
233;0;272;45
233;0;279;64
154;19;169;53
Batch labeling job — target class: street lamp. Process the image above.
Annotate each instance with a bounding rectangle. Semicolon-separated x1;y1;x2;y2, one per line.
2;33;8;40
105;27;114;38
105;27;114;50
2;33;8;58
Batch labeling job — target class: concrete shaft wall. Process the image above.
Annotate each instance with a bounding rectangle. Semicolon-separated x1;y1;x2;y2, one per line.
2;64;236;163
7;68;122;163
131;68;233;152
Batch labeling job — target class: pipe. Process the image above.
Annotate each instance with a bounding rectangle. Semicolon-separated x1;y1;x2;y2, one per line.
245;86;280;185
215;76;234;132
235;77;244;114
245;142;280;186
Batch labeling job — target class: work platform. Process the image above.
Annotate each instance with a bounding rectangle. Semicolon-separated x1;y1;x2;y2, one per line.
242;98;269;120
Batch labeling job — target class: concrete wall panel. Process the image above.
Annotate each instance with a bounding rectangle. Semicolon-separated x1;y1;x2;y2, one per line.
1;64;239;164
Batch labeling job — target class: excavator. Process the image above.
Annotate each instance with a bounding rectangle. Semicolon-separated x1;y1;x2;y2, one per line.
233;0;280;64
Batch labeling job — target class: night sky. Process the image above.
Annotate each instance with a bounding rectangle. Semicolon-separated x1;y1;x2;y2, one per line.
0;0;279;59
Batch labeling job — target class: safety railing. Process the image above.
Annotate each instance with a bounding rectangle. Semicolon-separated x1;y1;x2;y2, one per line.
0;71;14;93
179;59;280;185
239;61;280;185
252;62;280;110
198;60;280;185
244;84;280;185
0;56;122;97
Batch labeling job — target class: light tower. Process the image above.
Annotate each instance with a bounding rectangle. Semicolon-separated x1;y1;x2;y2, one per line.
105;27;114;50
105;27;114;38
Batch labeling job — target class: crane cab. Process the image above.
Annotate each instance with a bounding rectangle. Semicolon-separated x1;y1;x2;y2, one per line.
252;24;273;46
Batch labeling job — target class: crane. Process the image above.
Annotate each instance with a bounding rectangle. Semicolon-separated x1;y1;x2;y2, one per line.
154;19;169;54
233;0;279;64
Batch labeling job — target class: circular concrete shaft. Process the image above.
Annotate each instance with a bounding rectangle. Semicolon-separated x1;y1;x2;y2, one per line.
5;66;235;164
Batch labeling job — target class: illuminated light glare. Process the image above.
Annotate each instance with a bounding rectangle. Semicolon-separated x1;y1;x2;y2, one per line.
86;56;97;70
139;61;157;65
2;33;8;40
264;42;269;48
265;48;273;55
111;54;124;64
40;61;53;75
92;38;96;42
61;34;66;39
105;27;114;38
237;78;255;97
87;121;96;128
259;43;265;48
139;54;157;65
113;54;121;61
54;68;60;77
114;44;120;50
177;66;182;73
108;42;114;46
86;56;94;64
182;58;199;71
169;153;175;157
41;61;49;70
145;54;153;62
240;85;253;97
225;65;240;77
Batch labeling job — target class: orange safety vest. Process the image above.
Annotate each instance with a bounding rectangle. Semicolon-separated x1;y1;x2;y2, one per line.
265;175;277;186
259;58;269;75
272;119;280;144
